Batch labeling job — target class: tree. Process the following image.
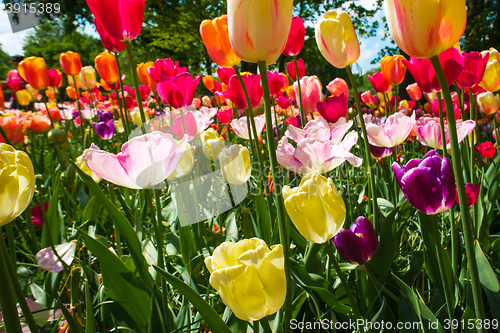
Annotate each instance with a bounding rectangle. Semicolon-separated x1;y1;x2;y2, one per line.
0;45;12;81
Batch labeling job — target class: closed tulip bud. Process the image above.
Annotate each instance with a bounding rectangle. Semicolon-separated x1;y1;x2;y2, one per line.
283;16;305;57
205;238;286;321
283;172;346;243
114;119;124;133
201;128;225;160
315;9;360;69
80;66;97;90
200;15;241;68
393;150;455;215
75;155;101;183
477;92;499;115
60;51;82;76
95;52;119;84
47;69;63;88
455;183;480;207
66;86;77;100
406;83;422;101
17;57;50;91
227;0;293;66
385;0;466;58
476;141;496;159
219;145;251;185
0;143;36;227
137;62;156;87
16;90;32;106
326;78;349;97
368;71;391;93
316;93;348;123
380;55;407;86
334;217;378;265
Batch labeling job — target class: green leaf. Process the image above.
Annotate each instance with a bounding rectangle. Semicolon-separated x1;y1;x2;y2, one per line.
308;286;351;315
41;171;62;248
80;231;151;333
254;193;271;244
225;211;238;242
153;265;232;333
475;242;500;322
85;281;97;333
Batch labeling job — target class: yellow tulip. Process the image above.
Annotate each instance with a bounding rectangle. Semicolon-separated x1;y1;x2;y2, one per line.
283;172;345;244
131;109;150;126
219;145;251;185
477;92;499;115
227;0;293;66
0;143;36;227
68;75;81;89
205;238;286;321
384;0;466;58
315;9;360;69
167;141;195;180
80;66;97;90
15;90;32;106
201;128;225;160
114;119;124;133
480;48;500;92
75;155;101;183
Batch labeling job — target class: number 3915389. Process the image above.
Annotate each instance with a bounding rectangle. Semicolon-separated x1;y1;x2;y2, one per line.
5;2;60;14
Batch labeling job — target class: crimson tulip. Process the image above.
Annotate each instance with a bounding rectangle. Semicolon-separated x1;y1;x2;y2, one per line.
316;93;348;124
283;17;305;57
156;72;201;109
476;141;496;159
94;16;125;53
286;58;306;81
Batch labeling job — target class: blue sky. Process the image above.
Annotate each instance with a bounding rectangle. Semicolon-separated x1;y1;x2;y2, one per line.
0;1;392;74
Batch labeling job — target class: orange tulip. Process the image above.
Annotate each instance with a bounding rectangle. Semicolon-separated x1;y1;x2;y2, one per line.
380;55;407;86
29;114;51;133
137;62;155;87
42;108;62;122
203;75;215;91
66;86;77;100
60;51;82;76
280;72;289;91
0;115;25;146
98;79;113;91
200;15;241;68
17;57;50;91
385;0;466;58
45;90;56;100
95;52;119;84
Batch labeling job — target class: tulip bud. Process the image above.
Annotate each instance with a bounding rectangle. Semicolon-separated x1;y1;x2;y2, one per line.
95;52;119;84
60;51;82;76
219;145;251;185
200;14;241;68
203;75;215;91
315;9;360;69
380;55;407;86
477;92;499;115
16;90;32;106
369;71;391;93
47;69;63;88
201;128;225;160
293;76;323;113
137;62;156;87
66;86;77;100
406;83;422;101
334;217;378;265
283;16;305;57
455;183;480;207
286;58;306;82
205;238;286;321
283;172;346;243
476;141;496;159
80;66;97;90
17;57;50;91
480;48;500;92
326;78;349;97
0;143;36;227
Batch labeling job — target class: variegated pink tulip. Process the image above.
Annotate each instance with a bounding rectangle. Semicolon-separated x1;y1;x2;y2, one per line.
231;115;266;140
365;113;414;148
414;117;475;150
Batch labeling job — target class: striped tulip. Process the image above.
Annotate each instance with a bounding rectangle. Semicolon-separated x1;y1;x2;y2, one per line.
17;57;50;91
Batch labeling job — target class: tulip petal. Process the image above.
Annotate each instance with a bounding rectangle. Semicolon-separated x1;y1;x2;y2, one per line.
257;245;286;314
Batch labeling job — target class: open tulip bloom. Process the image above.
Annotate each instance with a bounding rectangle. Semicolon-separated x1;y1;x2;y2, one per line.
365;112;414;148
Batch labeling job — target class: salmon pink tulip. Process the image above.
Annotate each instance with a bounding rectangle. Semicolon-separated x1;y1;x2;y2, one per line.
326;78;348;97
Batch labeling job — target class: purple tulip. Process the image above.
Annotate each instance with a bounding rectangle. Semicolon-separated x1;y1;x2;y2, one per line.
392;150;455;215
93;121;115;140
99;110;114;122
369;144;392;159
334;217;378;265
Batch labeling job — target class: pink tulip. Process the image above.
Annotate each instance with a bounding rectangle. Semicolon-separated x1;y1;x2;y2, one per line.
316;93;348;123
83;132;187;189
286;58;306;81
431;97;461;120
283;17;305;57
368;71;391;93
285;117;353;145
277;131;362;174
402;47;464;93
216;109;233;124
224;73;262;109
267;71;286;96
94;16;125;53
293;76;323;113
157;72;201;109
86;0;145;42
231;115;266;140
414;117;475;150
217;67;236;85
148;58;187;83
7;69;22;91
276;95;291;109
406;83;422;101
365;113;414;148
456;52;489;88
36;240;77;273
326;78;349;97
169;111;199;141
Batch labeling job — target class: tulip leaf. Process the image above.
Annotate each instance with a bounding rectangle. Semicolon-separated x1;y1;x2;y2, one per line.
254;193;272;244
71;160;152;286
153;265;233;333
225;211;238;242
41;171;62;248
475;242;500;321
85;281;97;333
80;231;151;333
308;286;352;315
392;273;446;333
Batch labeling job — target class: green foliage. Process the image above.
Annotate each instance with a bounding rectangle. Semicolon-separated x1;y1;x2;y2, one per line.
0;44;12;80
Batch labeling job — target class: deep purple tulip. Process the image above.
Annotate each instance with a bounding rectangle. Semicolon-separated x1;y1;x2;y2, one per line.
392;150;455;215
334;217;378;265
369;144;392;159
93;121;115;140
99;110;114;122
316;93;348;124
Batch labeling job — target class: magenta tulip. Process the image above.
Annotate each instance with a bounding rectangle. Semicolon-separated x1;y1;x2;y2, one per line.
334;217;378;265
94;16;125;53
368;71;391;93
217;67;236;85
157;72;201;109
267;71;286;95
286;58;306;81
316;93;348;124
283;17;305;57
148;58;187;83
223;73;262;109
456;52;489;88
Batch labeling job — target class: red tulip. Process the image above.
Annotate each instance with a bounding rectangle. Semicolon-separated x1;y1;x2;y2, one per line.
86;0;145;42
156;72;201;109
276;95;291;109
476;141;496;159
224;74;262;109
267;71;285;96
455;183;480;207
361;91;374;105
406;83;422;101
216;109;233;124
94;16;125;53
283;17;305;57
316;93;348;123
456;52;489;88
368;71;391;93
31;202;49;229
286;58;306;81
47;69;62;88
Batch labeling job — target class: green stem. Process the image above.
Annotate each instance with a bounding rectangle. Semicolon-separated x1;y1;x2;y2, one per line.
259;317;272;333
124;41;147;135
115;52;131;138
113;83;129;140
324;241;361;319
346;66;378;230
154;188;169;327
73;77;86;147
0;231;23;333
293;56;306;126
257;61;292;333
430;56;486;330
437;92;447;157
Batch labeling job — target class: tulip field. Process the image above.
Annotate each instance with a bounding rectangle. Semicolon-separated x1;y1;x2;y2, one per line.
1;0;500;332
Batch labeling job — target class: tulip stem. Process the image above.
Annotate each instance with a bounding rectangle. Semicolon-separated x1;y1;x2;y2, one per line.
0;125;12;146
113;83;130;140
259;317;273;333
436;92;447;157
293;56;307;127
115;52;132;137
346;65;378;231
494;119;500;150
258;61;292;333
73;76;86;147
124;41;147;135
430;56;486;331
323;241;361;320
0;230;23;333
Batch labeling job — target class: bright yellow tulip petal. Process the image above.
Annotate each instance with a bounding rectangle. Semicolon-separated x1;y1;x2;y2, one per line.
257;245;286;314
